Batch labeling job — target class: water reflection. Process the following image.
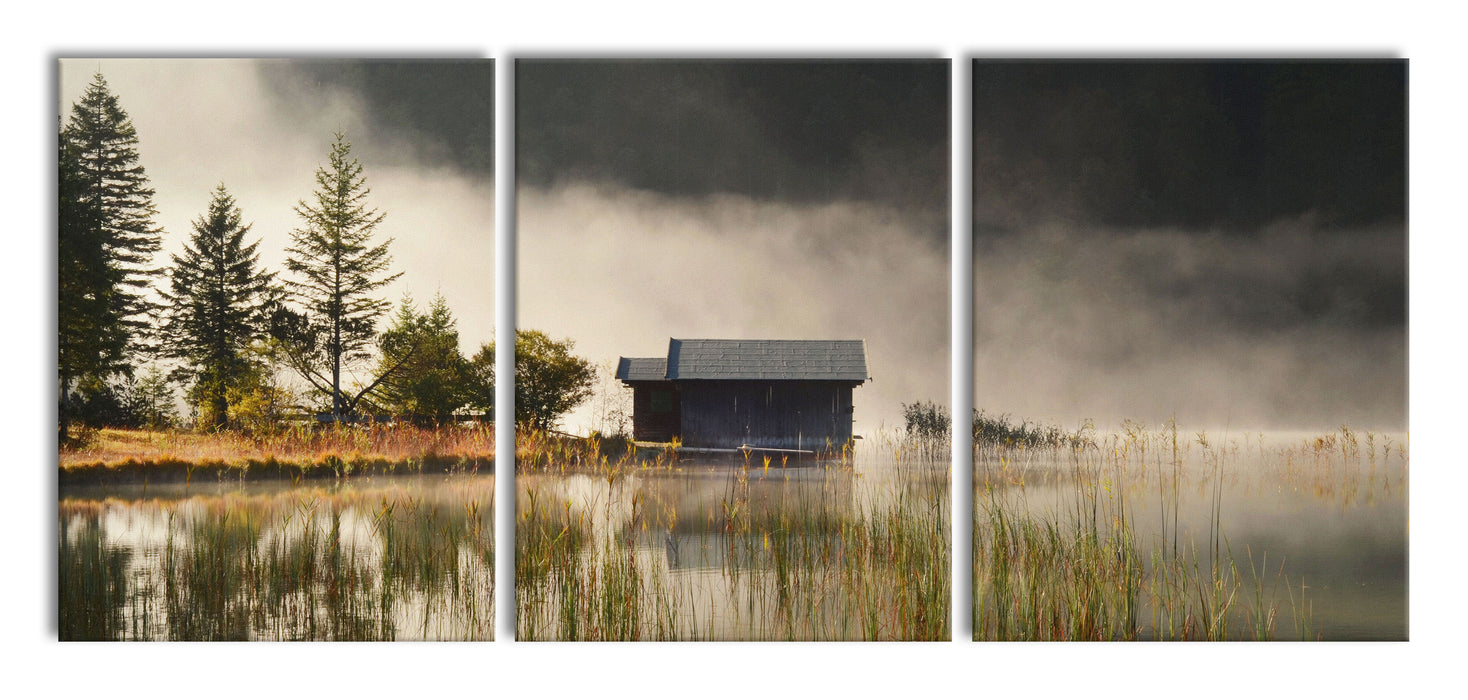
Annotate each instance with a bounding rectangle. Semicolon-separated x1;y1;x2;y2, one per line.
973;429;1407;640
59;475;494;641
516;443;950;641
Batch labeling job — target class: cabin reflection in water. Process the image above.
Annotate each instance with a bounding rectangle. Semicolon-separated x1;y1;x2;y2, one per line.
547;464;861;573
615;338;869;451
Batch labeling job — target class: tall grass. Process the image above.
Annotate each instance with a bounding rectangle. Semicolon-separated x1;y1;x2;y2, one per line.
515;431;950;641
972;423;1407;640
60;423;496;473
58;480;494;641
58;513;131;641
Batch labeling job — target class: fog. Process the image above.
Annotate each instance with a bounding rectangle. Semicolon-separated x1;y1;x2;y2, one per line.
973;218;1407;432
57;60;1405;434
516;61;951;436
968;61;1407;434
519;181;950;435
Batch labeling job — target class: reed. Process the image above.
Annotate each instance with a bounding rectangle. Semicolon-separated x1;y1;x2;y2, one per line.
972;422;1406;640
58;513;131;640
59;481;495;641
515;431;950;641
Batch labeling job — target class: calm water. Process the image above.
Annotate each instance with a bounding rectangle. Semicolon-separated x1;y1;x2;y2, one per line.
974;430;1407;640
61;431;1399;641
59;474;494;641
516;443;951;640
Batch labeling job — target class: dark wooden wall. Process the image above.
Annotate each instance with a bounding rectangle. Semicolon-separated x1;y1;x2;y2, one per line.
677;380;856;450
629;382;680;442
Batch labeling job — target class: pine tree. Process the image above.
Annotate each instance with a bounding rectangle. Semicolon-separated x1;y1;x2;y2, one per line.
64;73;162;350
130;365;177;431
284;133;401;419
59;74;162;440
372;293;470;422
59;127;110;441
161;185;275;430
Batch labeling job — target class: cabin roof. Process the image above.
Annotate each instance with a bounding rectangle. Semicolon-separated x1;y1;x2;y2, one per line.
616;338;868;382
615;356;668;382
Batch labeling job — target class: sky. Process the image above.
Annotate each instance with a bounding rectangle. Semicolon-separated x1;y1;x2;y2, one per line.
971;60;1408;432
515;60;952;435
58;58;495;395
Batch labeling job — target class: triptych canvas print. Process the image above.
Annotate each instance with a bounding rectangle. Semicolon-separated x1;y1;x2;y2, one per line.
56;57;1407;641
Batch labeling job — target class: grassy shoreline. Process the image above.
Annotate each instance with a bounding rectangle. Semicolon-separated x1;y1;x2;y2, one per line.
59;426;495;486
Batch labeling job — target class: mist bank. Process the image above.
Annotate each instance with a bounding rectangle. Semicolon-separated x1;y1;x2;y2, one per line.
518;181;950;435
974;217;1407;432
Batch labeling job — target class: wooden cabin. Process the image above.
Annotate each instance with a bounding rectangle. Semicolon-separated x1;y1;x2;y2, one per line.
615;339;869;450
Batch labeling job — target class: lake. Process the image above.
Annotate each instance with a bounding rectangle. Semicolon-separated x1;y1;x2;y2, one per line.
515;439;950;640
59;474;495;640
973;427;1407;640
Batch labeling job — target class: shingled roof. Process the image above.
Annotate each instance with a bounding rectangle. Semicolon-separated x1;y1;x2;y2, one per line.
615;356;668;382
617;339;868;382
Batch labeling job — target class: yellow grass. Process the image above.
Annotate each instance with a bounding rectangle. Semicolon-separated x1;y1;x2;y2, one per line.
60;424;495;471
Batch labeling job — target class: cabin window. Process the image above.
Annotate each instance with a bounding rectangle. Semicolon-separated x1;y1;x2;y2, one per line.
651;390;673;413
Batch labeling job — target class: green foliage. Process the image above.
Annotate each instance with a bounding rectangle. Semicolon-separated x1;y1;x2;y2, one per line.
463;342;494;416
58;131;116;381
471;330;594;430
283;133;401;417
185;338;297;435
161;185;276;430
67;367;175;431
62;73;162;347
131;365;177;430
972;409;1088;449
371;293;471;422
59;73;162;437
904;403;1090;450
66;376;131;429
901;400;950;441
226;365;296;435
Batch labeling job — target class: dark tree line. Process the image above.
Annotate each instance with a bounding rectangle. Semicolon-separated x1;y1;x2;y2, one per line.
58;73;594;439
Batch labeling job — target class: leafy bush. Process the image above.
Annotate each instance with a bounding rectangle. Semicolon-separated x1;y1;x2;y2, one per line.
972;410;1089;449
902;400;951;441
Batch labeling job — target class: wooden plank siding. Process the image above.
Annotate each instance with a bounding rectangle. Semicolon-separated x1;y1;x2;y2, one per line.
616;339;867;451
628;382;681;442
678;380;855;450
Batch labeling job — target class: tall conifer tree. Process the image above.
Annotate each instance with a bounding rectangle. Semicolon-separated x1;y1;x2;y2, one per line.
284;133;401;418
161;185;275;430
59;129;109;441
59;73;162;439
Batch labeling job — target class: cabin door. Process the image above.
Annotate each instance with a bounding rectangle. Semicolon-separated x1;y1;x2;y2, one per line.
649;386;681;441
